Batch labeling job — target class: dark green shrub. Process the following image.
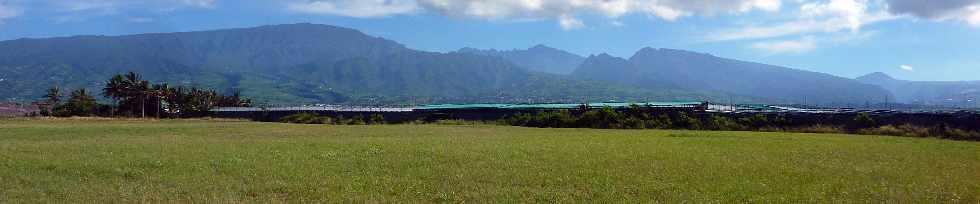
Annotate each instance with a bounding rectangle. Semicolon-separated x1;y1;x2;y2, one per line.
895;124;930;137
369;114;385;125
280;113;323;124
334;115;348;124
318;116;336;124
930;124;979;140
506;113;534;126
39;108;51;117
533;110;576;128
625;104;647;118
348;115;367;125
855;123;978;140
644;114;673;129
624;116;645;129
794;125;845;134
739;114;770;129
773;116;789;126
496;109;978;141
859;125;906;136
707;115;742;131
851;113;876;129
673;112;702;130
577;106;625;129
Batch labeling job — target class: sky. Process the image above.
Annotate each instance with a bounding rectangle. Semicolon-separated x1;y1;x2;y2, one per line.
0;0;978;81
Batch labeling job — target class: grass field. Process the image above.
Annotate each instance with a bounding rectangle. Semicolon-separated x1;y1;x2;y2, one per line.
1;119;978;203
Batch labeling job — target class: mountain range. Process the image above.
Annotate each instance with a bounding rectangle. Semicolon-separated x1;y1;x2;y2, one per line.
857;72;980;107
571;48;892;105
456;45;585;75
0;23;723;104
0;23;927;106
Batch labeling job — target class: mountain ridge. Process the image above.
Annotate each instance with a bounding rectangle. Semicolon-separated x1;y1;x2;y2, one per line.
857;72;980;106
455;44;585;75
0;23;732;104
573;47;894;105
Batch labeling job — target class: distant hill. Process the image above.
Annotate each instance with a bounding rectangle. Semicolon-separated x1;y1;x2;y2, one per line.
0;23;722;104
857;72;980;107
456;45;585;75
572;48;893;105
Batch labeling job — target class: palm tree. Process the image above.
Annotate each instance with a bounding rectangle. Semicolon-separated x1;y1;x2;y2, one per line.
103;74;126;116
114;72;151;117
66;88;97;116
41;86;64;116
44;86;62;105
120;72;145;117
103;75;125;100
98;71;251;118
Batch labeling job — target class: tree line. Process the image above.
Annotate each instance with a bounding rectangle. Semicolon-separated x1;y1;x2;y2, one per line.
500;105;979;141
39;72;250;118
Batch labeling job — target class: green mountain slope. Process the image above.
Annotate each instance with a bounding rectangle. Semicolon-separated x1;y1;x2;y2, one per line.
456;45;585;75
0;24;733;104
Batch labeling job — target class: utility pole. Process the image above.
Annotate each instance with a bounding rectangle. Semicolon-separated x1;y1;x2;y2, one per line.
802;96;806;110
141;94;146;118
884;95;888;110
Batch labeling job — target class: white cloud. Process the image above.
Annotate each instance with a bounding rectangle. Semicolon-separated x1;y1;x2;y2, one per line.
751;36;817;54
747;0;782;12
747;31;874;54
900;64;914;71
710;0;897;42
558;14;584;30
967;6;980;25
800;0;867;32
666;0;980;50
287;0;419;18
34;0;219;23
736;0;980;54
287;0;784;30
418;0;783;20
179;0;216;8
51;0;217;13
0;4;21;23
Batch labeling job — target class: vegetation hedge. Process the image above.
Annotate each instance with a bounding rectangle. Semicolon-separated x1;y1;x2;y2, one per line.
280;113;385;125
500;107;980;141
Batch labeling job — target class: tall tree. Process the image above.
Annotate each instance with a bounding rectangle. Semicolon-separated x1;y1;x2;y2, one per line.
56;88;97;117
102;72;152;117
122;72;151;118
103;75;125;100
44;86;62;105
101;71;251;118
103;75;127;117
41;86;64;116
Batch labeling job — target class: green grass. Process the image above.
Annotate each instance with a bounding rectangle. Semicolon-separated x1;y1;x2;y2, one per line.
1;119;978;203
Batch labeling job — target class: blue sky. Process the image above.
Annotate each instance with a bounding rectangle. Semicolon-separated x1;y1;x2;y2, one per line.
0;0;978;81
